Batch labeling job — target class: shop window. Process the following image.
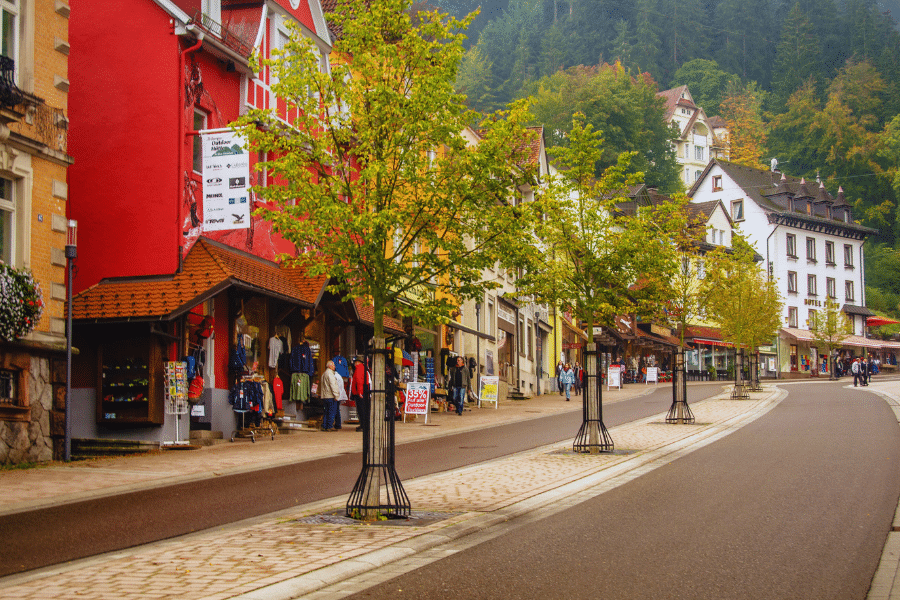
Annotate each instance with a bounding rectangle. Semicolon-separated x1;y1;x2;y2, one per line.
825;241;835;265
192;110;206;174
786;233;797;258
787;271;797;294
790;344;798;371
788;307;798;328
806;237;816;262
97;331;166;426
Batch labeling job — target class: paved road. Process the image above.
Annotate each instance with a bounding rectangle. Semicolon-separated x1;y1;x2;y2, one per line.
350;381;900;600
0;384;721;577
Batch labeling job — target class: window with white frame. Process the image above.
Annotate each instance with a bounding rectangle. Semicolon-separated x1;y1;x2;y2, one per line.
826;277;836;299
788;307;798;328
695;145;704;161
731;199;744;221
807;274;817;296
192;110;206;174
845;280;855;301
787;271;797;294
0;177;13;264
712;175;723;191
201;0;221;23
695;170;702;182
825;241;835;265
0;1;19;66
844;244;854;267
786;233;797;258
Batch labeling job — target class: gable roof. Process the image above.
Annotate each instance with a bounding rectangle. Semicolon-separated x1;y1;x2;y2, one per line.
72;238;327;322
657;85;694;121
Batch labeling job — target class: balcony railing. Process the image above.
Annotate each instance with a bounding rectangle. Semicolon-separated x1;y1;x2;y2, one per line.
0;56;23;109
190;11;255;58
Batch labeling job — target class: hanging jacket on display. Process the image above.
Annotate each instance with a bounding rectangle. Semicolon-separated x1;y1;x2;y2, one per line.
333;355;349;378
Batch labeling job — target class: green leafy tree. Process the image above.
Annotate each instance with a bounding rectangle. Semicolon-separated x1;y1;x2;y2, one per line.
238;0;538;516
527;62;682;192
456;46;498;113
526;114;685;449
809;300;853;379
704;237;783;390
670;59;738;116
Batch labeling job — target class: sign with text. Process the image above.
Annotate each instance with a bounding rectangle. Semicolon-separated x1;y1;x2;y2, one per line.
403;382;430;423
479;375;500;409
202;131;250;231
607;365;622;390
646;366;659;383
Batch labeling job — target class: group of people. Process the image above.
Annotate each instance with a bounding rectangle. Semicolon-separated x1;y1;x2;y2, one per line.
556;361;582;401
319;357;370;432
850;356;876;387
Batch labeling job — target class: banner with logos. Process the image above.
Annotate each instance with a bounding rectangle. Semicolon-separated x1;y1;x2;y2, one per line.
202;131;250;231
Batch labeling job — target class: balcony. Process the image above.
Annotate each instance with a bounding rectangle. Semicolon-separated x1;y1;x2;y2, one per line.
189;11;255;59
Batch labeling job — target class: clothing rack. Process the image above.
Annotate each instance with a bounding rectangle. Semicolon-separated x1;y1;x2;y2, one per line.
229;374;277;443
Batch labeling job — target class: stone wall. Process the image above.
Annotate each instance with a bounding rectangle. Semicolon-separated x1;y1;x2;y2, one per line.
0;347;65;465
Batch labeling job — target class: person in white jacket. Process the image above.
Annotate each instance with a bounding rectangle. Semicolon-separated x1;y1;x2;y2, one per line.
320;360;344;431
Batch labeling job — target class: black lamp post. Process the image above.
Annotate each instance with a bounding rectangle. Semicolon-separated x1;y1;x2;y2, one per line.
64;219;76;462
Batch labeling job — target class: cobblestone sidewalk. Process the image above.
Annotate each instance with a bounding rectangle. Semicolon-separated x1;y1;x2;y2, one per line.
0;385;780;600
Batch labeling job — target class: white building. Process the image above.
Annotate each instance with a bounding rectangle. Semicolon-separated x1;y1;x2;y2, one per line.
689;159;878;377
657;86;728;189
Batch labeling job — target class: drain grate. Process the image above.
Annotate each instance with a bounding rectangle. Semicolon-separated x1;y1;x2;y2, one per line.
548;448;637;456
294;510;461;527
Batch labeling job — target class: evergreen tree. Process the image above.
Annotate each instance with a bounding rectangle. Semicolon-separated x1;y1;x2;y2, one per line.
712;0;776;86
657;0;709;85
631;0;664;78
610;19;633;66
456;46;499;113
770;4;821;112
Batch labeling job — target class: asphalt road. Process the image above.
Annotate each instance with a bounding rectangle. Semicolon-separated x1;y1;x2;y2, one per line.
350;380;900;600
0;383;721;577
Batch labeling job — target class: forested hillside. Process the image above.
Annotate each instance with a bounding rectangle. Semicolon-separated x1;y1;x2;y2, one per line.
446;0;900;323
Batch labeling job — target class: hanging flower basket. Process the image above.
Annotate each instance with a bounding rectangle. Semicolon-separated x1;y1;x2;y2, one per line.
0;262;44;342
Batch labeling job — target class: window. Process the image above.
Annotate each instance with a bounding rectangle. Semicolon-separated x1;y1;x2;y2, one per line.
192;110;206;174
712;175;723;192
806;237;816;262
695;170;702;182
0;369;16;408
827;277;836;299
732;200;744;221
844;244;854;268
696;259;706;279
786;233;797;258
790;344;798;370
825;241;835;265
0;1;18;66
487;300;495;337
201;0;221;22
527;321;533;360
845;280;855;302
788;307;798;328
808;309;818;329
518;316;525;355
695;145;705;161
0;177;12;264
807;274;817;296
787;271;797;294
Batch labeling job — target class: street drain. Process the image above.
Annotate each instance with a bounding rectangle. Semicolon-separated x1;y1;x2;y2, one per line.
548;448;637;457
294;510;461;527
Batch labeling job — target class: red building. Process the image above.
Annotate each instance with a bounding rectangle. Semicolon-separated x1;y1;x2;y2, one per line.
67;0;397;447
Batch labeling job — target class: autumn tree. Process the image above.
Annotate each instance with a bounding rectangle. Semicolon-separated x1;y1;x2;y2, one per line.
238;0;538;517
719;79;768;168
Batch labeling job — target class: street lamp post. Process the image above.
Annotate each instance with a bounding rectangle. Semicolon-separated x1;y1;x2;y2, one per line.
64;220;77;462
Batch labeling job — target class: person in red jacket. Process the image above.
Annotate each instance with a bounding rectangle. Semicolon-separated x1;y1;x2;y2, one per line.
350;357;369;432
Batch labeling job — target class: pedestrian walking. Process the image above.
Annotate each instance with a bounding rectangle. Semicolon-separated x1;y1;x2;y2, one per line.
556;360;564;394
448;356;470;416
851;357;862;387
320;360;343;431
863;356;871;386
559;363;575;401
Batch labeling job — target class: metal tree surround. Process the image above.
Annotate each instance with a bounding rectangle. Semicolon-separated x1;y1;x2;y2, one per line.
731;348;749;399
573;343;614;453
748;351;763;391
346;339;410;519
666;347;694;424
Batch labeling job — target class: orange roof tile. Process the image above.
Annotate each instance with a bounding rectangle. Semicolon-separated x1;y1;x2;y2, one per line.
352;298;405;335
72;238;327;321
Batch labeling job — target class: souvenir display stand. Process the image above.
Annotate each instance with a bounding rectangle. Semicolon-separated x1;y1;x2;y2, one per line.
163;361;189;446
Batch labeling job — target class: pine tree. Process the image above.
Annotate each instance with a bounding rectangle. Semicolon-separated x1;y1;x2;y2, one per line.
770;3;821;111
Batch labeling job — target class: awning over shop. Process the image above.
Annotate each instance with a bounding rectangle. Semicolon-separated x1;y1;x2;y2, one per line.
561;319;589;341
782;327;882;349
72;237;326;322
446;319;496;341
843;304;875;317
